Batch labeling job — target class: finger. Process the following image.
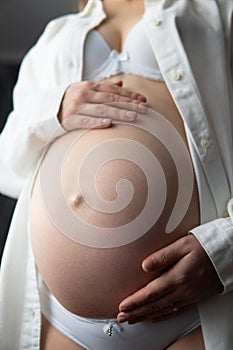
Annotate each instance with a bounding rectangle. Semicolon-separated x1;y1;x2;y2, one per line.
142;236;188;273
80;103;139;122
119;274;173;313
106;101;148;114
62;114;112;131
118;308;158;324
117;299;165;323
84;90;149;112
113;80;123;87
128;306;180;324
93;82;147;102
118;290;178;322
151;304;192;323
118;299;186;324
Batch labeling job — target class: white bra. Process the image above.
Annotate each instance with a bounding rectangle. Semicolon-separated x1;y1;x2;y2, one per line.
83;20;164;81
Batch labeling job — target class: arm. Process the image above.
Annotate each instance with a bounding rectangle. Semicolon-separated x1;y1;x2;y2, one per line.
0;17;69;197
191;0;233;294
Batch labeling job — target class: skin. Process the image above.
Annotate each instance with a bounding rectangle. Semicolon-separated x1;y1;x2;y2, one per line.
33;0;223;349
117;234;223;324
58;79;148;129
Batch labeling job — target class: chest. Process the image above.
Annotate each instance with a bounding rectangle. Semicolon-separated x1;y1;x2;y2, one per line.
96;1;145;52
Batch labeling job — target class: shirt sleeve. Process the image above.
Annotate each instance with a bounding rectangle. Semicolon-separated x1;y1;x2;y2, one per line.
190;0;233;294
190;200;233;294
0;17;71;198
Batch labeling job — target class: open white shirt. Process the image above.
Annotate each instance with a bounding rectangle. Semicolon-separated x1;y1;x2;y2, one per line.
0;0;233;349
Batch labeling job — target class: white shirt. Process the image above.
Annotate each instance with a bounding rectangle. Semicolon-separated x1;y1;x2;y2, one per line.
0;0;233;349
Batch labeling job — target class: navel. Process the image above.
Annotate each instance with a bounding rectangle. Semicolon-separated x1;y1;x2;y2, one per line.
69;193;84;208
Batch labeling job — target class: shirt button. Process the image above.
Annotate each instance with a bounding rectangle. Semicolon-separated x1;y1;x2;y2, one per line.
152;18;162;26
171;71;182;81
222;210;229;218
119;52;129;62
200;138;210;149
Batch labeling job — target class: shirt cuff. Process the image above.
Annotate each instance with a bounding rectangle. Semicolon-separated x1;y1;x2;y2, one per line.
190;216;233;294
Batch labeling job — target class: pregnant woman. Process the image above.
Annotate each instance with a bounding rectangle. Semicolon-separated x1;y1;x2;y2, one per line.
0;1;233;350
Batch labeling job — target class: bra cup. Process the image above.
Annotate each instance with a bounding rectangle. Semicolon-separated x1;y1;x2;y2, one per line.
122;21;158;70
83;20;163;82
83;30;112;80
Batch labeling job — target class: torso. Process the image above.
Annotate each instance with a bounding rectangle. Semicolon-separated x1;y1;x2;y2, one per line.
96;0;145;52
29;1;200;348
30;74;200;317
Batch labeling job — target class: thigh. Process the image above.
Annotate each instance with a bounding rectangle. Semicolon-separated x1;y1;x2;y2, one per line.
165;326;205;350
40;315;86;350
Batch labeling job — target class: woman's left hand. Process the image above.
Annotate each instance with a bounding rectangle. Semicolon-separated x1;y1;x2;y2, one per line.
117;234;223;324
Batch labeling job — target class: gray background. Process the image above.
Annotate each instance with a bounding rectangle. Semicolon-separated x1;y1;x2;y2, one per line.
0;0;77;63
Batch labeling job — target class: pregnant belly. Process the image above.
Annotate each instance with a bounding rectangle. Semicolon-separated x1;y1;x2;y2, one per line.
30;107;200;318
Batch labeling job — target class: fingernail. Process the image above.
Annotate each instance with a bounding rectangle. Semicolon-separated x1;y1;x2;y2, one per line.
117;312;128;323
119;303;130;312
102;118;112;124
137;95;147;102
126;111;137;120
142;260;153;272
138;104;148;113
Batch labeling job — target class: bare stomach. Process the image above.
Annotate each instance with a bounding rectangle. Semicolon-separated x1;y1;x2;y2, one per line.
30;75;200;319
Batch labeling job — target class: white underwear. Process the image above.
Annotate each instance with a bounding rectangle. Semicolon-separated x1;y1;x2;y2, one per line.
39;281;201;350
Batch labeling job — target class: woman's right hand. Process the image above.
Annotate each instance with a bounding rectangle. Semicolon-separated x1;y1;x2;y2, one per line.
58;80;148;130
